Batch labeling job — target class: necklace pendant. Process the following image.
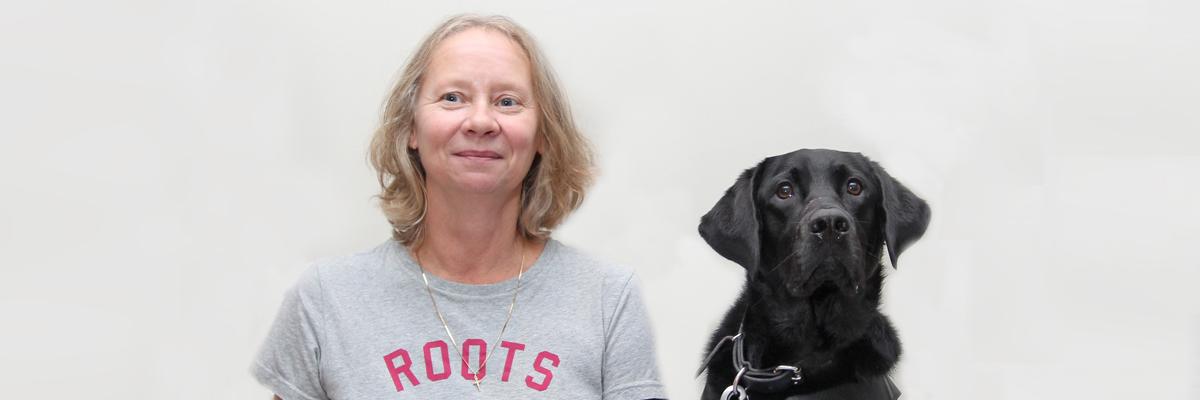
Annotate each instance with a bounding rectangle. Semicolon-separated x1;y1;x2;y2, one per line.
472;379;482;392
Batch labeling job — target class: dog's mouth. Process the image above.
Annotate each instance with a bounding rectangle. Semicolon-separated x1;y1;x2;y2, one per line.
783;258;861;299
777;238;868;299
811;281;840;299
786;277;850;299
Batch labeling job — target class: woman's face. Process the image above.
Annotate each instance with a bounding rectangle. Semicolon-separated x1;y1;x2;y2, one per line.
411;28;539;198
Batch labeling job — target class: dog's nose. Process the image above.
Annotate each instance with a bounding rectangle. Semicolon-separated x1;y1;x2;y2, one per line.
808;209;851;237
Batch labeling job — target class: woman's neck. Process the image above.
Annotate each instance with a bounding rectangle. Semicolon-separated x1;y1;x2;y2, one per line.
413;185;534;284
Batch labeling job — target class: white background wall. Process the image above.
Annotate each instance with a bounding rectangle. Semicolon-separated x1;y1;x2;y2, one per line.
2;0;1197;398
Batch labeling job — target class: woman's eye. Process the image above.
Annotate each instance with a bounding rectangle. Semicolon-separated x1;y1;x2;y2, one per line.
775;182;794;199
498;97;518;107
846;178;863;196
441;93;461;103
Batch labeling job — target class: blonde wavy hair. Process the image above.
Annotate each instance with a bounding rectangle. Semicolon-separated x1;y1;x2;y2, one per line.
368;14;594;246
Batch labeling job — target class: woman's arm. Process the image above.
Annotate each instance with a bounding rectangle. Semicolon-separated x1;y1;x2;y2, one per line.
600;271;668;399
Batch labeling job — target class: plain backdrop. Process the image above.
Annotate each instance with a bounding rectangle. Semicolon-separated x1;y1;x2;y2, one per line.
2;0;1198;399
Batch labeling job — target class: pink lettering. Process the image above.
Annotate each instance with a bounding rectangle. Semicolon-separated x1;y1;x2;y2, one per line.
423;340;451;381
383;348;420;391
384;340;562;393
525;351;560;391
499;341;526;382
461;338;487;381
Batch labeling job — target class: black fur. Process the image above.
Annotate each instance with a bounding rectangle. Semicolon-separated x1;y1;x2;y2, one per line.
698;149;930;399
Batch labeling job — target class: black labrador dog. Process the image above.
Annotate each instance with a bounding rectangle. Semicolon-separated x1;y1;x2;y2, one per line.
698;149;930;400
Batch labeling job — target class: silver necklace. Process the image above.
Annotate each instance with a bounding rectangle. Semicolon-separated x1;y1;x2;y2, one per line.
414;243;525;392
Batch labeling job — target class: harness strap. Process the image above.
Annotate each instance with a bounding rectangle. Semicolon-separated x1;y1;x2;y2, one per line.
697;307;805;394
731;331;804;393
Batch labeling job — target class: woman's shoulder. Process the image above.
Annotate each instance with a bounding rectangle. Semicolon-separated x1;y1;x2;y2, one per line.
545;239;638;288
546;240;650;327
292;239;402;295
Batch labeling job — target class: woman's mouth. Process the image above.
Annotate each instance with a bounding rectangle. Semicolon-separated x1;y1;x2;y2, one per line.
453;150;502;160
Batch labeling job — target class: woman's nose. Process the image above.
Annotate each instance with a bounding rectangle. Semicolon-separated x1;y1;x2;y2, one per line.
463;102;499;136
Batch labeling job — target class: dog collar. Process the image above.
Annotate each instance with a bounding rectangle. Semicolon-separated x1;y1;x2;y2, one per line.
729;323;805;393
695;310;805;395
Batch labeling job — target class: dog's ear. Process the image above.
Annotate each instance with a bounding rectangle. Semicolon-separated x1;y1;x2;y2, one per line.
699;162;763;270
870;161;931;268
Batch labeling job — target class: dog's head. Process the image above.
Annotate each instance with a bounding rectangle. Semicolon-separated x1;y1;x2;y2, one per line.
699;149;930;299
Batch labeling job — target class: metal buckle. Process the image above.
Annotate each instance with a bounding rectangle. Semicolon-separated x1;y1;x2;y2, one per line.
721;366;750;400
720;384;748;400
773;365;803;383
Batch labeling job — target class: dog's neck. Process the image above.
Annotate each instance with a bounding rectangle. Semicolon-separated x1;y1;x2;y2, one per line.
743;263;884;369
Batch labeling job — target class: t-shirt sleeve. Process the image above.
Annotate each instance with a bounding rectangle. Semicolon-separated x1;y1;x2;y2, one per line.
251;266;330;400
602;272;668;400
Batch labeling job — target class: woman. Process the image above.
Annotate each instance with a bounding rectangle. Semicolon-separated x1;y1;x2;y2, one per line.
251;14;667;399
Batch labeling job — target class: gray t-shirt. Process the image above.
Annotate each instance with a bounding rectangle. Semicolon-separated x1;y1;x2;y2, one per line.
252;239;666;399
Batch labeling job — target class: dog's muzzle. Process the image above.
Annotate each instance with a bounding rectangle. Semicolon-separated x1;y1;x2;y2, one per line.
787;207;865;297
806;208;852;241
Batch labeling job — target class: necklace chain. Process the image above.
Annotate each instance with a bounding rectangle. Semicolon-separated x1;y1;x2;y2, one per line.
415;242;525;392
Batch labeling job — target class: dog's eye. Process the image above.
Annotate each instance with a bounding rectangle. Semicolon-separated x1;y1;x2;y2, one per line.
846;178;863;196
775;182;794;199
